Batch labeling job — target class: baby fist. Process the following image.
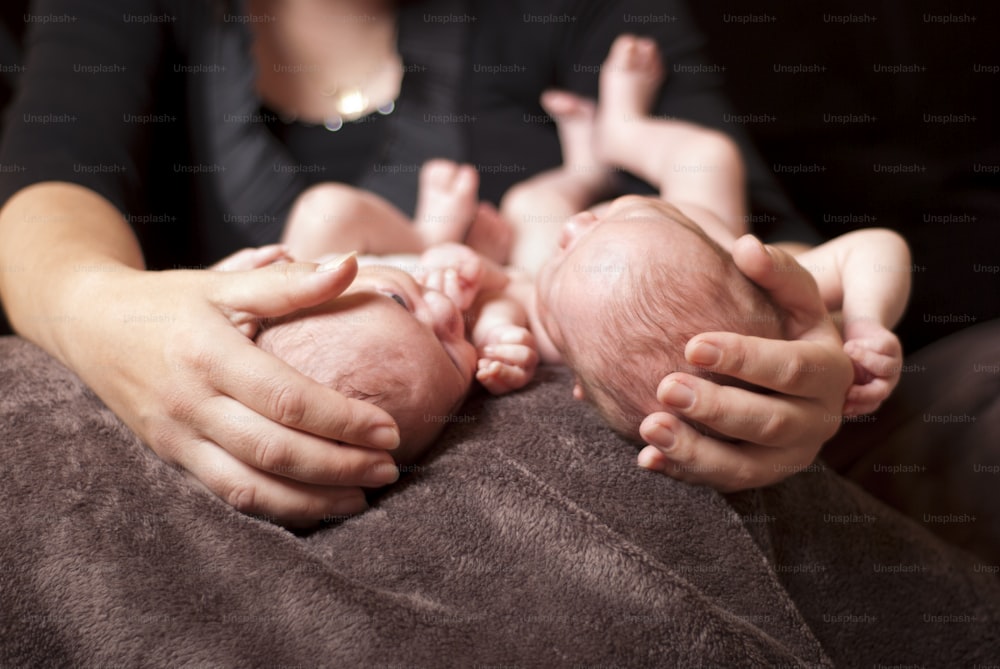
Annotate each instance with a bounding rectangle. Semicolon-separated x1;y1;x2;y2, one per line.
416;243;485;310
476;324;538;395
842;320;903;416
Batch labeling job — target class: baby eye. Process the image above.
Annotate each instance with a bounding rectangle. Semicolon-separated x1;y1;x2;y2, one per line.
388;292;408;309
377;287;411;311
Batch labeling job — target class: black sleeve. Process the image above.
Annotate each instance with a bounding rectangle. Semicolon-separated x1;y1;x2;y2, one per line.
0;0;167;215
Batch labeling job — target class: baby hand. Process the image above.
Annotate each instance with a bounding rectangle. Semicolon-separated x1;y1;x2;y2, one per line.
841;319;903;416
416;242;485;311
476;324;538;395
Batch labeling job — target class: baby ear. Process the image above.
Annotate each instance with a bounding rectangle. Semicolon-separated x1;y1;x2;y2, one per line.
572;380;586;401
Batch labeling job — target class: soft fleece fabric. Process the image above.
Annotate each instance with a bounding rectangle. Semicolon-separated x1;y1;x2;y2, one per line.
1;336;998;667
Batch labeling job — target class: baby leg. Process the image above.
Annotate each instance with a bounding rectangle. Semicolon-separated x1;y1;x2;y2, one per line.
596;34;747;237
501;91;615;274
282;182;423;260
413;160;479;246
595;33;666;168
414;159;514;265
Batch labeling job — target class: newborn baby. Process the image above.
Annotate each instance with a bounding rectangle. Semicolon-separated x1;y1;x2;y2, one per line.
213;161;537;466
534;196;782;440
514;34;908;442
256;260;475;465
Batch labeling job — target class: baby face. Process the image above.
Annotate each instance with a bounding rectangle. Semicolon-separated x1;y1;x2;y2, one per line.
338;264;479;384
535;195;714;356
261;265;477;462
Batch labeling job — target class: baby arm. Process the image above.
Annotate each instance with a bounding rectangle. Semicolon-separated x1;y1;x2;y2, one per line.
418;243;538;394
792;229;911;415
469;283;539;395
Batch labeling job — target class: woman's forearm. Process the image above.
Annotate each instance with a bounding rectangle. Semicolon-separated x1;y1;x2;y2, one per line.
0;182;145;363
0;181;404;524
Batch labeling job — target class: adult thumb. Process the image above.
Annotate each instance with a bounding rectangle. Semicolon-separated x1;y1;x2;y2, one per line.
210;252;359;327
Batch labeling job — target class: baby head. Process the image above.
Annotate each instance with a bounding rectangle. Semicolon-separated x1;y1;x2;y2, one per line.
535;195;783;441
256;264;477;464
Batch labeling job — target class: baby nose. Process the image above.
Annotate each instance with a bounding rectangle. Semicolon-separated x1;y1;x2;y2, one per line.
559;211;599;250
423;289;465;341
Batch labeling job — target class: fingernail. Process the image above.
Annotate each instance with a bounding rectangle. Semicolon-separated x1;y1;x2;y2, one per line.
661;381;694;409
688;341;721;367
368;425;400;450
637;447;667;472
363;462;400;487
318;251;357;272
644;422;675;451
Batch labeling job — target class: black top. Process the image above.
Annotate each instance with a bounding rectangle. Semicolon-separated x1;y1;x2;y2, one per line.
262;106;390;188
0;0;814;269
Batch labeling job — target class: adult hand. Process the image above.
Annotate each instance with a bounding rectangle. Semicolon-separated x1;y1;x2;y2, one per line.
65;254;401;527
637;235;854;492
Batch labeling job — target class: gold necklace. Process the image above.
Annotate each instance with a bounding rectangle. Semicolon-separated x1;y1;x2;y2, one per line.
311;52;402;129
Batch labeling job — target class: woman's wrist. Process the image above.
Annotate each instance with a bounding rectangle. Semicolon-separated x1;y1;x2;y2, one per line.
0;184;144;354
39;260;144;372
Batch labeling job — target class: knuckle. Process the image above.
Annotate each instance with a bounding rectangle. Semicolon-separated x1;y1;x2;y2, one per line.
665;438;695;467
722;465;757;492
167;327;216;373
321;452;349;483
225;482;259;515
720;341;748;375
329;402;363;443
251;436;288;473
144;419;184;463
267;383;307;426
690;389;723;424
162;387;198;424
776;359;807;391
759;411;789;443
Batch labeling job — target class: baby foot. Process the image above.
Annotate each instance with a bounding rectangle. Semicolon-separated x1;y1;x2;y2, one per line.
413;159;480;247
539;89;600;172
539;89;617;195
463;202;513;266
596;34;666;165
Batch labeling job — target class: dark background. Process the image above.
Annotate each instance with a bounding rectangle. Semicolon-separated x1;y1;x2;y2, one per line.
0;1;23;337
686;0;999;353
1;0;996;353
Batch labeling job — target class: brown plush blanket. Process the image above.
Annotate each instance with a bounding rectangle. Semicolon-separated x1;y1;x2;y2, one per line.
1;335;998;667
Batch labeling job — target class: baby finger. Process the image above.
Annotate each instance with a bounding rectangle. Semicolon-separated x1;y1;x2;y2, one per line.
482;343;538;369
